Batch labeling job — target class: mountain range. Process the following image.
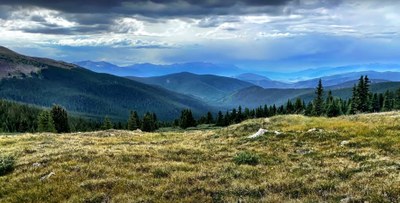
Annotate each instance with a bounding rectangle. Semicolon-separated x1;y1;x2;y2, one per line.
127;72;253;103
0;46;211;120
75;61;245;77
1;46;400;121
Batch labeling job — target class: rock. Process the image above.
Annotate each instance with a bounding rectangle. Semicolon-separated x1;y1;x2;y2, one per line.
307;128;317;132
32;162;41;167
340;197;351;203
135;129;142;133
40;172;55;181
274;131;282;135
296;149;313;155
340;140;350;146
248;128;268;139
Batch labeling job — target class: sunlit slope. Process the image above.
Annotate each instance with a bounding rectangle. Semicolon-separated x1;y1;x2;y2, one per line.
1;112;400;202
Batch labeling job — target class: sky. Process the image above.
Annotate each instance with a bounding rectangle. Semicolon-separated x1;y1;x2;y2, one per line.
1;0;400;71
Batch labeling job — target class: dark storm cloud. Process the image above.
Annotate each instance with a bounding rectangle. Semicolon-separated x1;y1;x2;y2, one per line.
0;0;293;16
0;0;348;35
17;25;110;35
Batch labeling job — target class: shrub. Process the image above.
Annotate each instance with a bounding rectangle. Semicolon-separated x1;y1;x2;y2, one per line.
233;151;259;166
0;156;15;176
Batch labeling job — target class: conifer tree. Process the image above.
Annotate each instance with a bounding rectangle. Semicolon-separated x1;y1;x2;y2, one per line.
350;85;359;114
127;111;140;130
179;109;196;129
206;112;214;124
215;111;225;126
313;79;325;116
50;105;70;133
102;116;113;130
294;98;303;114
38;111;56;132
141;112;157;132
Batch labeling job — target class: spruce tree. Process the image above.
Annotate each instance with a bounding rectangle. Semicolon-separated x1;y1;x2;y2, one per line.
127;111;140;130
50;105;70;133
313;79;325;116
179;109;196;129
294;98;303;114
141;112;157;132
350;85;359;114
37;111;56;132
102;116;113;130
215;111;225;126
206;112;214;124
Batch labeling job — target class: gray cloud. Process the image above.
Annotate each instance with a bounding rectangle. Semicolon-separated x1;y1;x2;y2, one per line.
0;0;294;15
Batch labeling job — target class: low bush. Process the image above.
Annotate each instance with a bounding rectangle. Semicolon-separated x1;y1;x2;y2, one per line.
233;151;260;166
0;156;15;176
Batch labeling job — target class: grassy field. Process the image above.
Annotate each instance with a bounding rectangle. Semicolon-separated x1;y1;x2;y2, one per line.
1;113;400;202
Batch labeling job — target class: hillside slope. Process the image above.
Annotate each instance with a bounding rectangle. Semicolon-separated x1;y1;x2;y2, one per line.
1;113;400;202
221;82;400;108
0;46;211;120
128;72;254;103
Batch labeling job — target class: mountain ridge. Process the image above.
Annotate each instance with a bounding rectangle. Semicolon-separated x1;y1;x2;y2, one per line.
0;46;213;120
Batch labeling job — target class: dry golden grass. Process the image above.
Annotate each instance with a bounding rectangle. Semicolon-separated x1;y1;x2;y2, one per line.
1;113;400;202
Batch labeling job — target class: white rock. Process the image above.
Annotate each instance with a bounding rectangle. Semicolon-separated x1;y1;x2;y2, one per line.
274;131;282;135
248;128;268;139
340;197;351;203
340;140;350;146
32;163;41;167
40;172;55;181
307;128;317;132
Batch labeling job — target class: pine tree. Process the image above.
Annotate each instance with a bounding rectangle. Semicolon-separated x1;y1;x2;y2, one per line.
236;106;243;123
37;111;56;132
382;91;395;111
294;98;303;114
206;112;214;124
304;102;313;116
141;112;157;132
127;111;140;130
102;116;113;130
372;93;380;112
215;111;225;126
313;79;325;116
395;89;400;110
179;109;196;129
359;76;370;112
326;99;342;117
350;85;359;114
50;105;70;133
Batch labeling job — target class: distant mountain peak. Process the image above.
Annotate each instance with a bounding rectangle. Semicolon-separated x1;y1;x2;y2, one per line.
236;73;272;81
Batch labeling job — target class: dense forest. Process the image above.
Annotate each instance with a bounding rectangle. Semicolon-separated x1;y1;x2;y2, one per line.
1;75;400;133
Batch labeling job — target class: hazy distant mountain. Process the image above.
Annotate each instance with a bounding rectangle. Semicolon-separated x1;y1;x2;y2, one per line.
128;72;254;103
291;71;400;89
235;73;292;88
219;86;313;108
0;46;212;120
75;61;246;77
261;64;400;82
221;82;400;109
236;71;398;89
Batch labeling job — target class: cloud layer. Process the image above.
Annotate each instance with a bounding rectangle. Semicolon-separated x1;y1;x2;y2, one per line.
1;0;400;70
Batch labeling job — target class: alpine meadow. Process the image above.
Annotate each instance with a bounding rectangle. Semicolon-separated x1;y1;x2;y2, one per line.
1;0;400;202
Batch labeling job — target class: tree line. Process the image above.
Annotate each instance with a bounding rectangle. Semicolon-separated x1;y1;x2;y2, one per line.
1;75;400;133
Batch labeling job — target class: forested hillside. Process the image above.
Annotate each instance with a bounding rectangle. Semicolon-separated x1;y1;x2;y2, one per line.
0;47;212;120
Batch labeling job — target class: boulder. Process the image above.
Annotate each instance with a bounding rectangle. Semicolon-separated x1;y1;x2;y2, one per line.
248;128;268;139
